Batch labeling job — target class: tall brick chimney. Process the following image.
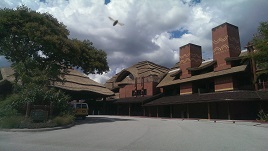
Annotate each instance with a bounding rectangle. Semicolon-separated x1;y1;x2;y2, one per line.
212;22;241;71
179;43;202;79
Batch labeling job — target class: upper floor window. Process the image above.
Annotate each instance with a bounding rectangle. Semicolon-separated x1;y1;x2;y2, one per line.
132;89;147;96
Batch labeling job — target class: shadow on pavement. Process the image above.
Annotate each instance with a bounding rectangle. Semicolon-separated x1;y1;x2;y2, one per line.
75;116;136;125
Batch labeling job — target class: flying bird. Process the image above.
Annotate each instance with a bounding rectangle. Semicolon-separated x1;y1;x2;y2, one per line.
108;17;124;26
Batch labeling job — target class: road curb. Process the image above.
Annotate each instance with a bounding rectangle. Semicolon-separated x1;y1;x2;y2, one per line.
0;122;75;132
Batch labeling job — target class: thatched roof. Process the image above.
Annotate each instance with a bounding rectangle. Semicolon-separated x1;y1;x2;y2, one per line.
0;67;114;96
157;65;248;87
0;68;14;93
0;67;15;82
170;62;180;70
51;68;114;96
105;61;169;90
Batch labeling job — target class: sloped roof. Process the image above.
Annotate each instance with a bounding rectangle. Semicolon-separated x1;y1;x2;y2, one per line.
51;68;114;96
0;67;15;82
117;76;134;86
144;91;261;106
157;65;248;87
170;62;180;70
105;61;169;90
187;60;216;71
134;61;169;77
0;67;114;96
114;93;163;104
225;50;248;61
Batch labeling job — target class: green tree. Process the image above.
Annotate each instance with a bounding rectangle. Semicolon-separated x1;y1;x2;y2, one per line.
0;6;109;86
252;21;268;75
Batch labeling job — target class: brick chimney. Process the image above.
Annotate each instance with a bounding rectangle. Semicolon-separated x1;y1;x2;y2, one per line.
212;22;241;71
179;43;202;79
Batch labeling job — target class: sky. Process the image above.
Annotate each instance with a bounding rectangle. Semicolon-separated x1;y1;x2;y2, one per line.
0;0;268;84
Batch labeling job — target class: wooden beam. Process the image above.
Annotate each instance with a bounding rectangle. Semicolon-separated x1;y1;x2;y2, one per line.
143;107;145;116
117;105;119;115
157;106;159;118
128;104;131;116
207;103;211;119
170;105;173;118
187;104;189;118
227;102;231;120
26;102;31;117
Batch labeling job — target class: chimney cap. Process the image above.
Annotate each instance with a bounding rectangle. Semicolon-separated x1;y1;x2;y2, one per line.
180;43;201;49
212;22;238;31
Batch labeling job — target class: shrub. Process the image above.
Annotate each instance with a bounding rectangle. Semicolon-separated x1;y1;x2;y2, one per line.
52;114;74;126
8;83;70;116
0;116;24;129
0;95;20;119
18;118;57;129
258;110;268;122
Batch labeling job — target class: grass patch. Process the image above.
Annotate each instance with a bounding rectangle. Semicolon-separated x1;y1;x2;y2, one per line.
0;114;75;129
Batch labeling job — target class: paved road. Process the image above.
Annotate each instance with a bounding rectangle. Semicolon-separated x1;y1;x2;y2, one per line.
1;115;268;151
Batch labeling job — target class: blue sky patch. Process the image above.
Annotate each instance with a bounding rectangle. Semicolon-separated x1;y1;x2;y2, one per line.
168;29;189;39
181;0;201;6
105;0;111;5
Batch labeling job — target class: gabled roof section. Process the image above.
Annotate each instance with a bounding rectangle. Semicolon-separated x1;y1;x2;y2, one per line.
117;76;134;86
225;50;248;62
169;69;182;77
134;61;169;77
105;61;169;90
51;68;114;96
170;62;180;70
157;65;248;87
0;67;114;96
157;60;215;87
187;60;216;71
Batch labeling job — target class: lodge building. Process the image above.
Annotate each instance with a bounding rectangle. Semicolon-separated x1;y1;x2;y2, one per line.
105;22;268;120
1;22;267;120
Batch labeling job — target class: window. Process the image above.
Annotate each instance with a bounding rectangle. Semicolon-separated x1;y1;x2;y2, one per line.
132;89;147;96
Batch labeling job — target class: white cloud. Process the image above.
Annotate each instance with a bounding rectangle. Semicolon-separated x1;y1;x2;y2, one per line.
1;0;268;84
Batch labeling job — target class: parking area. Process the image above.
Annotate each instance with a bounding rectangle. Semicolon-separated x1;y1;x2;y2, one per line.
1;115;268;151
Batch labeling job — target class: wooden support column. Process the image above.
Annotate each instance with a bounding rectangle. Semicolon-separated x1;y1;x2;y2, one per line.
207;103;211;119
103;97;107;115
246;43;258;91
117;105;119;115
26;102;31;117
128;104;131;116
157;106;159;118
227;102;231;120
187;104;189;118
143;107;145;116
170;105;173;118
149;107;151;117
50;102;53;118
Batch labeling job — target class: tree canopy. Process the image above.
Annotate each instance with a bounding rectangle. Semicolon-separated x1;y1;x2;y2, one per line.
0;6;109;85
252;21;268;76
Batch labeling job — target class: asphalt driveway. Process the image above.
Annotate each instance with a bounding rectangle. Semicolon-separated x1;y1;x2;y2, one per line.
1;115;268;151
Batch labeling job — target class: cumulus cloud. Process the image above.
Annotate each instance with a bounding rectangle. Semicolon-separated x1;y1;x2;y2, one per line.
1;0;268;83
